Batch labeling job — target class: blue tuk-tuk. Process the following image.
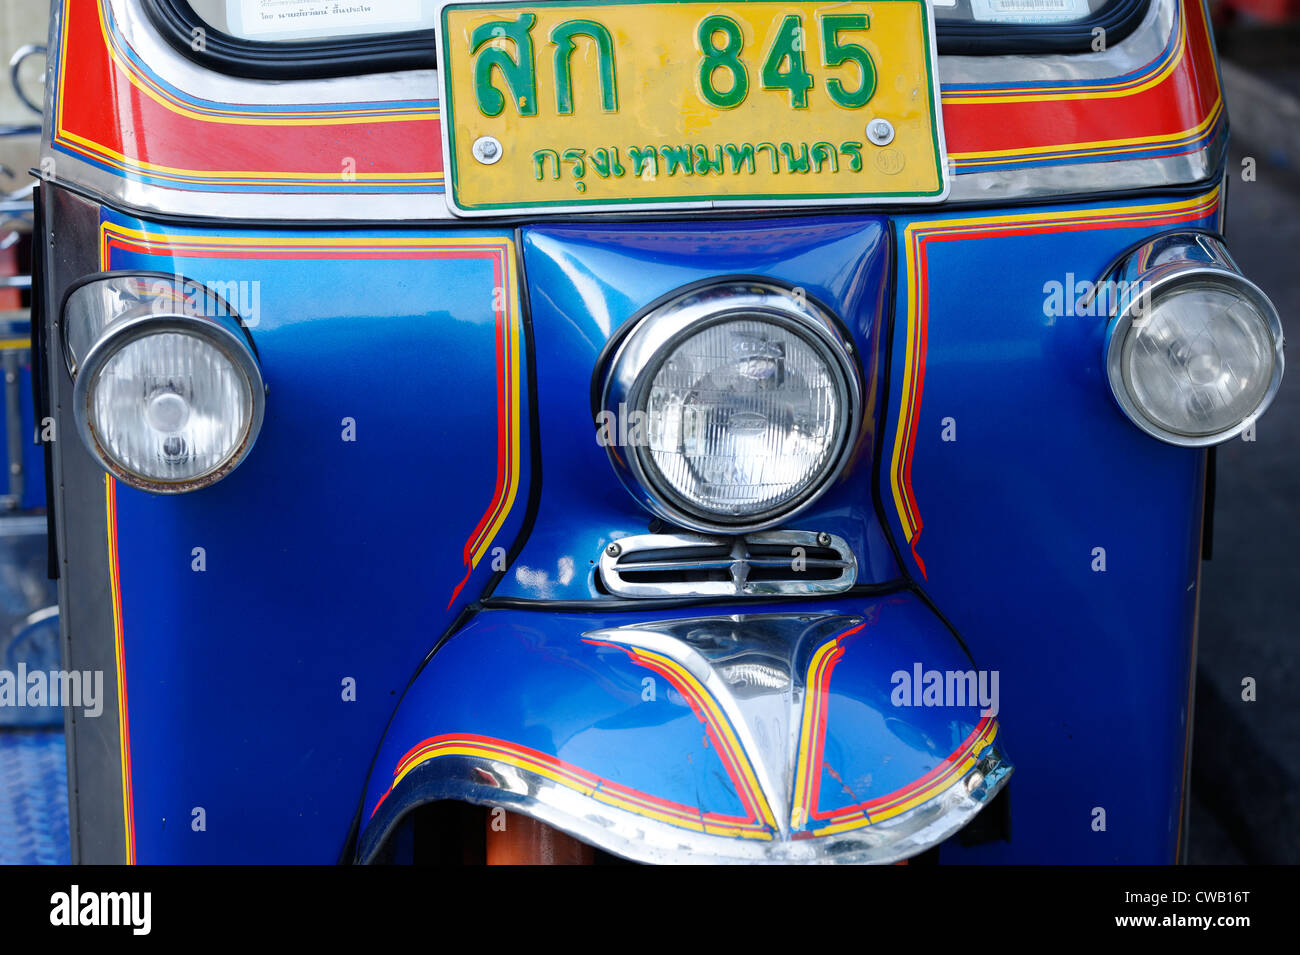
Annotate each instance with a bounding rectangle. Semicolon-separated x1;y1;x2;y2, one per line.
27;0;1285;863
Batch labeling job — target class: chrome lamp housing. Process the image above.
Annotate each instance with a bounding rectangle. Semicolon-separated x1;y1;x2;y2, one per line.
1101;232;1284;447
599;280;862;533
61;273;266;493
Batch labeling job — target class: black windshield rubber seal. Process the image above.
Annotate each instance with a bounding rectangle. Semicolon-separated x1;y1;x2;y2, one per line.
144;0;1151;79
937;0;1149;55
144;0;438;79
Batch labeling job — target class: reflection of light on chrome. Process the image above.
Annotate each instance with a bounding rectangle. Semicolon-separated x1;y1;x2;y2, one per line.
966;771;985;794
490;762;531;796
719;663;787;690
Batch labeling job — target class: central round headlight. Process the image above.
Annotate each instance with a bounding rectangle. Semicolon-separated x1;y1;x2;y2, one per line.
643;317;846;518
601;282;859;531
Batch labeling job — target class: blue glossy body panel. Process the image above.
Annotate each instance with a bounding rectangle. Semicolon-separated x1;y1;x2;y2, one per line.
98;208;533;862
501;218;901;600
880;194;1221;863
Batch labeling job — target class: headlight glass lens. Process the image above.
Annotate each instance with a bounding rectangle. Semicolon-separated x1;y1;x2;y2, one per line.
641;317;846;520
88;331;254;483
1121;283;1276;437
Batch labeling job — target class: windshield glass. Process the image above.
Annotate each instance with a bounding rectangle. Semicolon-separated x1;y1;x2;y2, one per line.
937;0;1105;24
188;0;437;42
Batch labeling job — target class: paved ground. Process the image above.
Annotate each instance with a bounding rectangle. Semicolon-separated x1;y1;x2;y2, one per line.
0;729;68;864
1188;140;1300;863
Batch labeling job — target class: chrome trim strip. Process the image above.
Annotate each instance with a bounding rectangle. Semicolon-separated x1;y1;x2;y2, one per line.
44;140;1228;219
38;160;453;221
370;743;1011;863
947;124;1226;203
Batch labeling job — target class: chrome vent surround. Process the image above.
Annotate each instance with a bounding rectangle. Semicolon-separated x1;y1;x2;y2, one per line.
599;530;856;598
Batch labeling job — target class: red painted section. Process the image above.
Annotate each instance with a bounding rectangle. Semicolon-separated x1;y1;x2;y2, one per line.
942;0;1221;156
57;0;442;180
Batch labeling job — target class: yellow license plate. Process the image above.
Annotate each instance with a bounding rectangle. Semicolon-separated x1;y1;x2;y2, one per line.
437;0;947;214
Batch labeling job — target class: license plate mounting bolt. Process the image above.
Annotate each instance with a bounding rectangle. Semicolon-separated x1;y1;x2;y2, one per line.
472;136;504;165
866;119;895;147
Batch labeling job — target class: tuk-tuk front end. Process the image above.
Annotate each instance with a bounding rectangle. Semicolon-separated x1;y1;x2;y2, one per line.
34;0;1282;864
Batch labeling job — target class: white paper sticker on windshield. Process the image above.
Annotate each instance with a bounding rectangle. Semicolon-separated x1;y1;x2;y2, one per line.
232;0;424;40
969;0;1091;22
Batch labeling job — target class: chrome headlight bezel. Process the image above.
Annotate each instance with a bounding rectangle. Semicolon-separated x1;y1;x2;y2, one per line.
1102;233;1285;448
62;273;266;494
600;280;862;533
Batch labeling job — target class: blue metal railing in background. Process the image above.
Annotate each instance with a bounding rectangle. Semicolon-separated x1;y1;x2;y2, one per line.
0;40;68;866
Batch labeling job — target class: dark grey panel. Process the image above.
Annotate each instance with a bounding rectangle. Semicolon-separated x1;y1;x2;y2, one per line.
43;185;127;865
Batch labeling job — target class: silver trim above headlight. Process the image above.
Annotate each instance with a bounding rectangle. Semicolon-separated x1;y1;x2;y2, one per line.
600;281;862;533
1102;233;1284;447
